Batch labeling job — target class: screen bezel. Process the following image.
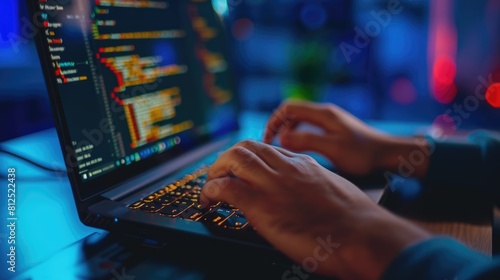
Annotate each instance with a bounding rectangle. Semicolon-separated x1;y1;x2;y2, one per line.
30;0;240;201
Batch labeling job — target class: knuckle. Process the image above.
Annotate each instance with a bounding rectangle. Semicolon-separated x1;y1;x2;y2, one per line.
278;104;293;120
321;103;338;117
230;145;250;158
286;154;317;173
227;158;243;175
258;143;274;155
238;139;259;150
300;154;317;164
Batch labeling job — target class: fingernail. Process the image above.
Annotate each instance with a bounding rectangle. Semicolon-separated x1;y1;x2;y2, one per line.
199;196;209;208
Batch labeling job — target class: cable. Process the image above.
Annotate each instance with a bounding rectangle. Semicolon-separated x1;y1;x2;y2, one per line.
0;147;67;174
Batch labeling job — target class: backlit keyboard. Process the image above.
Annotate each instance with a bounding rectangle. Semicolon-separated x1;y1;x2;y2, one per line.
127;166;249;231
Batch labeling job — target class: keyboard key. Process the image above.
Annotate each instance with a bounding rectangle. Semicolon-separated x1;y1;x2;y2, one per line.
180;207;211;221
129;201;144;209
158;202;192;217
219;203;238;211
184;192;198;198
143;195;156;202
192;179;205;185
233;210;246;217
193;203;206;210
202;208;234;226
135;169;228;223
154;189;166;197
164;184;177;192
173;191;184;197
221;213;248;230
155;195;177;205
158;205;181;217
139;201;163;212
183;192;199;203
174;197;194;207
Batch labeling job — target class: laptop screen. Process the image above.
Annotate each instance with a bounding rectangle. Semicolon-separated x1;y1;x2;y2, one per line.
33;0;239;199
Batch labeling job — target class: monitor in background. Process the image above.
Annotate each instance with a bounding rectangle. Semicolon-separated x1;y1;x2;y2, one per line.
35;0;238;197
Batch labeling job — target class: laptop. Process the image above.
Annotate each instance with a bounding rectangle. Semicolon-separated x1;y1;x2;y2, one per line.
29;0;287;265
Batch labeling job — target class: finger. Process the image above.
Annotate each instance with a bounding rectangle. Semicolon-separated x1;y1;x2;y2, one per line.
263;101;336;143
270;145;297;157
207;145;277;186
200;177;259;208
263;102;301;143
234;140;292;169
263;102;299;143
279;130;337;159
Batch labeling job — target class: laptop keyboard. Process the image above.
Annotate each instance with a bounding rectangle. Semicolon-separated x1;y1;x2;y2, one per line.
127;166;250;231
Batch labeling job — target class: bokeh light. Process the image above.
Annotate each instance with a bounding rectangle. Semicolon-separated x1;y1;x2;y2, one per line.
300;3;328;30
433;82;457;104
433;56;456;85
231;18;255;41
486;83;500;108
432;56;457;104
431;113;457;138
390;77;417;105
376;18;419;72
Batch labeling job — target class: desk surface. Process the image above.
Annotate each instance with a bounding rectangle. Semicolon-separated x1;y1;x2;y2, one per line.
0;111;494;279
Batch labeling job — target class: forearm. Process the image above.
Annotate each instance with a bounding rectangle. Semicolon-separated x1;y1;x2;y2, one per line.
332;207;431;280
334;202;497;280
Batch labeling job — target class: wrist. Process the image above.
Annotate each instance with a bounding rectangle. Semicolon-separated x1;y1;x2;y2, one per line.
375;135;431;178
332;209;431;280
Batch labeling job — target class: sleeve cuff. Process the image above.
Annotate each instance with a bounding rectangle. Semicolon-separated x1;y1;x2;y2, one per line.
423;136;484;189
381;237;491;280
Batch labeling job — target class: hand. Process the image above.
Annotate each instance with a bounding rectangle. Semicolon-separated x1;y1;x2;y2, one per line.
200;140;430;280
263;101;430;178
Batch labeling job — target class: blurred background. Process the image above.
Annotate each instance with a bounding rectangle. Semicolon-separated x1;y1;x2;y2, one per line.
1;0;500;142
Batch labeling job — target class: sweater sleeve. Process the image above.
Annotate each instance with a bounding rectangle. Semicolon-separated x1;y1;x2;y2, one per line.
423;131;500;198
382;237;500;280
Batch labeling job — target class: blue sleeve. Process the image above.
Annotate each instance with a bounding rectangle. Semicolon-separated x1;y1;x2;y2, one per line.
423;131;500;199
382;237;500;280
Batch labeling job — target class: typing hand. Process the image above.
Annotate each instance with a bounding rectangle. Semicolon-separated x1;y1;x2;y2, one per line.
263;101;395;176
200;140;429;279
